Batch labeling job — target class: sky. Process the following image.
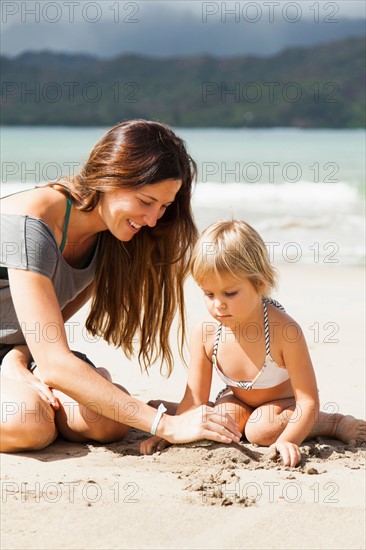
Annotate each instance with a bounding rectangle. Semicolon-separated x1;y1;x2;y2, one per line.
1;1;365;58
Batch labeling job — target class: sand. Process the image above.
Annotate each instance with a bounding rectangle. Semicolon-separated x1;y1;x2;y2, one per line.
1;264;365;550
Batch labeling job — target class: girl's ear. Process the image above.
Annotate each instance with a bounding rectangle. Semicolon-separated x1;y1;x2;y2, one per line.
255;281;265;295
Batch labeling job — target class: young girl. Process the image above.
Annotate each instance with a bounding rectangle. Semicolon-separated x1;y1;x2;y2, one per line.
141;220;366;466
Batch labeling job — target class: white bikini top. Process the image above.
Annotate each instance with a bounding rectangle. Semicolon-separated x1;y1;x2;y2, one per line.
211;298;290;390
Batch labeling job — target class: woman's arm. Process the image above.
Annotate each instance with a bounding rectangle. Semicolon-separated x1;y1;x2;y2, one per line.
8;269;241;443
1;283;93;405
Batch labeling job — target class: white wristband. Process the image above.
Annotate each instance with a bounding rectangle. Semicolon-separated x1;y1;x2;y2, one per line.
150;403;167;435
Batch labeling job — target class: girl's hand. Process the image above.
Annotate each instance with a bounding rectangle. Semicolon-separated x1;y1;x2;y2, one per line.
140;435;171;455
161;404;242;445
268;441;302;467
1;348;59;409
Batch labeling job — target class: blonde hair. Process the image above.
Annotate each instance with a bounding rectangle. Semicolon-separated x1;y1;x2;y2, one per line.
190;220;277;297
50;120;198;376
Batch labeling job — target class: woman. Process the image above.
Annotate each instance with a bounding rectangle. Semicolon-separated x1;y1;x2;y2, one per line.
0;120;242;452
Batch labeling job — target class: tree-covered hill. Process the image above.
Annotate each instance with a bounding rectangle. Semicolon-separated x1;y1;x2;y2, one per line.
1;37;364;127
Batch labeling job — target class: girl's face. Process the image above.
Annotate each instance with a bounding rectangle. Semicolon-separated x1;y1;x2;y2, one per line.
99;179;182;241
200;271;263;326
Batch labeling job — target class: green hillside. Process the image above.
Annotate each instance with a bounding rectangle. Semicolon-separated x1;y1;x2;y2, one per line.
1;37;364;127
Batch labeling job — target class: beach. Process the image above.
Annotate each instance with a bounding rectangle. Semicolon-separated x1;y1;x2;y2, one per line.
1;263;365;550
1;126;365;548
1;2;366;546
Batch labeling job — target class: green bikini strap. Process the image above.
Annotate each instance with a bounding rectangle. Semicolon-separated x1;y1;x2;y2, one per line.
59;197;72;253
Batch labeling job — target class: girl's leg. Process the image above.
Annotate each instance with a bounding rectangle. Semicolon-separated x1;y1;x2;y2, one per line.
245;397;296;445
0;376;58;452
245;398;366;446
307;413;366;445
213;389;253;434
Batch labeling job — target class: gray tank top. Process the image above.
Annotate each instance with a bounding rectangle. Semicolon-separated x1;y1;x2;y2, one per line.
0;212;99;345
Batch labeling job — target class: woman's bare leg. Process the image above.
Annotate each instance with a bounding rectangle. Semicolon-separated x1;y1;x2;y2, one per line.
51;371;130;444
28;365;130;444
1;365;132;451
0;376;58;453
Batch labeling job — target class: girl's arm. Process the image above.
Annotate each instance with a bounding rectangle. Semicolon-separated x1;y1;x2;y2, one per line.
271;317;319;466
8;269;241;444
176;320;214;413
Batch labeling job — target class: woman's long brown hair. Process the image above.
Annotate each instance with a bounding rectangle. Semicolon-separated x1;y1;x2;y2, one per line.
51;120;198;376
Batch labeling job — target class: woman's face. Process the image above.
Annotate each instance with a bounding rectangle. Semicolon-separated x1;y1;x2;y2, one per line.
99;179;182;241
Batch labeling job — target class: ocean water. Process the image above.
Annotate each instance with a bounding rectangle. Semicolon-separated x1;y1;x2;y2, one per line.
1;126;365;266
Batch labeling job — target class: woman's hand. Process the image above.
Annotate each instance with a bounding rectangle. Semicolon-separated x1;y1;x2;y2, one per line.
1;346;59;409
140;435;171;455
159;404;242;445
267;441;302;467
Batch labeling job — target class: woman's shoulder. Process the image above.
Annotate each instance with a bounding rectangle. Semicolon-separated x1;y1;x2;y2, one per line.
1;186;67;246
1;186;65;220
0;213;60;276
